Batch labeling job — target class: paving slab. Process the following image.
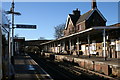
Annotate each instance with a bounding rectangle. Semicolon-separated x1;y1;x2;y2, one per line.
14;54;53;80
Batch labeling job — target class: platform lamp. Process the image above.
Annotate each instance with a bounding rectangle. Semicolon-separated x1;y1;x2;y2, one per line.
6;0;21;65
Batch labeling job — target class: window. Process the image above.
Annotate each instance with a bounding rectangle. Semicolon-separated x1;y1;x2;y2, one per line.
79;25;81;30
78;26;79;30
72;27;74;33
69;28;70;34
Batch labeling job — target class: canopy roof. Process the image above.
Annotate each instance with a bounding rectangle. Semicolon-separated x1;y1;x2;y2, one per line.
40;26;120;45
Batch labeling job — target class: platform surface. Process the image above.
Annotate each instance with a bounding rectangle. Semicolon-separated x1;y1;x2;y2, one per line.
14;53;53;80
62;54;120;66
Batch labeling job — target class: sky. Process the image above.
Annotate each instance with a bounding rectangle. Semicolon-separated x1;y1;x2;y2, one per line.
2;2;119;40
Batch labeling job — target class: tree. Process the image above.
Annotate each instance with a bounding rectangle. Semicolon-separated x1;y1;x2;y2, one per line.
54;23;65;39
15;34;19;37
38;37;46;40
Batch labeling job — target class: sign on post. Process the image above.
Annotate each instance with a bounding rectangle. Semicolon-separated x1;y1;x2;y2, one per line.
16;24;36;29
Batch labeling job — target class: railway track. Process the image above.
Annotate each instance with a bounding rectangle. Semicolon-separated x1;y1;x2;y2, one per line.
29;53;79;80
56;61;116;80
29;53;115;80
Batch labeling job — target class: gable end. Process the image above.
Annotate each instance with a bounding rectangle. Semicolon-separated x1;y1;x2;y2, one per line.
86;8;107;22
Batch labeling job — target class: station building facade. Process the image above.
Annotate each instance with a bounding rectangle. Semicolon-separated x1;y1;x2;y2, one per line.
40;0;120;59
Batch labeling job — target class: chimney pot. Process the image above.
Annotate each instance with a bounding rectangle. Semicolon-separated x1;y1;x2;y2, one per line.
92;0;97;9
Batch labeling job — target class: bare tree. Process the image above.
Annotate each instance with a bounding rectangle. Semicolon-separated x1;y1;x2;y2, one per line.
54;23;65;39
15;34;19;37
38;37;46;40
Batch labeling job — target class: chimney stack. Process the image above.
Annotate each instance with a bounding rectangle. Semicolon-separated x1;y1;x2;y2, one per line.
92;0;97;9
73;8;80;16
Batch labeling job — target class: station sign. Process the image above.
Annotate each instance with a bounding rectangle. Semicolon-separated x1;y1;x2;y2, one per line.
16;24;36;29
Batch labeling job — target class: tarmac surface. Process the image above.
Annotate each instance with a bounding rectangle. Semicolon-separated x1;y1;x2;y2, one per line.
14;53;53;80
13;53;120;80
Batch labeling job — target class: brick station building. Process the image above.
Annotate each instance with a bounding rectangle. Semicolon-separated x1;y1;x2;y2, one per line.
40;0;120;59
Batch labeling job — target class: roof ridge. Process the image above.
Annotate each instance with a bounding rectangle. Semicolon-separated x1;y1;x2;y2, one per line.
76;9;94;24
80;9;93;16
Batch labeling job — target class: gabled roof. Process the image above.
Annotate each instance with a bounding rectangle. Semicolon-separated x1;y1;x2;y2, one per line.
76;8;107;25
65;8;107;30
76;10;93;24
65;15;71;30
69;14;80;26
109;23;120;27
65;14;79;30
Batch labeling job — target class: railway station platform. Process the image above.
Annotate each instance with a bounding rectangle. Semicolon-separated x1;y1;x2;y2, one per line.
43;53;120;79
14;53;53;80
62;55;119;66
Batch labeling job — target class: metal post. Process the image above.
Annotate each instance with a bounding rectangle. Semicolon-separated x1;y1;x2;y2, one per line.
77;37;79;56
60;41;62;53
0;11;2;79
63;40;65;51
56;42;58;53
46;44;48;52
58;43;60;54
69;39;71;55
103;29;107;60
52;43;54;53
11;0;15;65
88;35;90;58
8;24;11;80
53;43;55;53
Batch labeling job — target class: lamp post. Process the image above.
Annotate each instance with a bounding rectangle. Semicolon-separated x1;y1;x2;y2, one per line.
6;0;21;65
11;0;15;65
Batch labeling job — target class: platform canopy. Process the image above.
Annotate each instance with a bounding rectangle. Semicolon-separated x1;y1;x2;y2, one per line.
40;26;120;45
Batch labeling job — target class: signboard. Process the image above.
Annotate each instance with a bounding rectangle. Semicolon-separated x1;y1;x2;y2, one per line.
81;45;86;51
116;40;120;51
110;39;115;45
92;43;96;50
92;40;96;50
16;24;36;29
